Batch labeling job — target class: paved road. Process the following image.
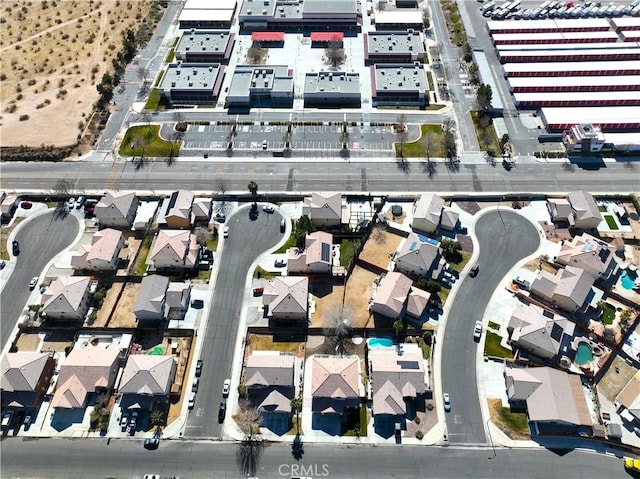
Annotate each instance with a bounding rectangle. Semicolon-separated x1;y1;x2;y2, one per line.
0;210;81;349
0;438;627;479
441;210;540;445
186;206;285;438
2;160;639;194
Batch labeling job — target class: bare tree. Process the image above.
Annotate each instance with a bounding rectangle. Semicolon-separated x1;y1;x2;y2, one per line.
323;304;354;357
443;118;457;160
424;131;437;163
236;435;264;477
246;41;265;64
395;114;408;158
324;39;346;69
52;179;74;216
237;400;263;435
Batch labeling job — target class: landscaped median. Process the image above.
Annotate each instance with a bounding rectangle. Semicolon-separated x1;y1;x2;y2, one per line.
394;124;446;158
119;125;180;158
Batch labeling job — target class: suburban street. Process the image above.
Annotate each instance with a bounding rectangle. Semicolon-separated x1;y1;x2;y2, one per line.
2;160;638;195
0;210;81;348
186;206;285;438
0;438;628;479
440;210;540;445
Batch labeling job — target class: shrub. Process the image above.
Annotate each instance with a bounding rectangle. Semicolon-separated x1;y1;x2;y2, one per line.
19;114;29;121
415;430;424;440
426;402;434;411
414;416;421;425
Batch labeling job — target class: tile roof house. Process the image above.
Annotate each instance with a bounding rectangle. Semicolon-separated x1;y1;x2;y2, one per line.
311;355;360;415
302;192;343;227
133;275;191;322
369;343;425;418
371;272;413;319
191;198;212;224
412;193;444;233
440;208;460;232
530;266;596;313
164;190;194;229
547;198;573;223
556;233;617;280
41;276;91;321
504;366;592;428
507;302;575;361
1;352;56;408
405;287;431;321
567;191;603;230
118;355;177;410
394;232;445;280
94;191;139;228
245;352;295;418
263;276;309;323
71;228;126;271
148;230;199;270
616;370;640;421
287;231;333;274
51;349;120;409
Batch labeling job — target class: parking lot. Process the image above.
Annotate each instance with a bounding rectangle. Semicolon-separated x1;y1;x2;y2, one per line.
183;123;395;153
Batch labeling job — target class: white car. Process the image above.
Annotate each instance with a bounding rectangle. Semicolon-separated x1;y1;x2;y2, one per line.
222;379;231;398
223;226;229;238
188;393;196;410
263;204;275;213
29;277;38;290
473;321;483;341
443;393;451;412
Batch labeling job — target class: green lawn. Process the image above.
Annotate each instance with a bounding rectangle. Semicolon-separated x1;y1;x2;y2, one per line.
426;71;435;91
470;111;500;156
484;331;513;359
344;404;368;437
197;269;211;280
119;125;180;158
253;266;279;279
418;336;431;360
603;215;618;230
275;234;296;254
395;124;445;158
495;405;529;435
131;235;153;276
145;87;167;109
601;303;616;325
340;239;358;267
207;235;219;252
488;321;501;331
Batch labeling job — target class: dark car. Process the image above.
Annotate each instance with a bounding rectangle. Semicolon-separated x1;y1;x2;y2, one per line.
253;287;264;296
469;263;479;278
12;240;19;256
20;201;33;209
144;437;160;450
218;402;226;423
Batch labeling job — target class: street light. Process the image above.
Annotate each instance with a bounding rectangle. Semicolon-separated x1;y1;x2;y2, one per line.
497;196;508;231
486;418;497;459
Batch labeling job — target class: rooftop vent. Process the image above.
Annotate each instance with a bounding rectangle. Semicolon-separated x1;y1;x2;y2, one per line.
171;81;176;87
209;66;213;71
247;8;251;13
188;81;193;86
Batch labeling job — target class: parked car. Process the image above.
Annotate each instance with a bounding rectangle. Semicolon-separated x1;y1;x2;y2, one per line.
0;260;5;270
23;413;32;428
75;196;85;209
274;259;286;267
513;276;530;290
262;140;268;150
66;197;75;209
469;263;479;277
143;475;161;479
218;402;226;423
223;226;229;238
473;321;483;341
195;360;203;378
215;213;226;223
443;393;451;412
192;378;199;393
120;413;129;432
188;393;196;410
280;218;286;233
29;277;38;290
20;201;33;209
253;287;264;296
222;379;231;398
144;437;160;450
191;298;204;309
12;240;19;256
2;411;14;428
263;204;275;213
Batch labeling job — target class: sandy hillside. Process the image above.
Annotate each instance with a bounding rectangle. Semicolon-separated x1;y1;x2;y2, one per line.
0;0;151;147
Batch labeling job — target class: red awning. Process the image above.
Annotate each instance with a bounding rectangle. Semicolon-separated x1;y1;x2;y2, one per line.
311;32;344;42
251;32;285;42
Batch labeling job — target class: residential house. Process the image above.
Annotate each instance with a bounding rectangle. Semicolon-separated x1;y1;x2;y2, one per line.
263;276;309;323
41;276;91;321
412;193;444;233
148;230;199;270
556;233;617;280
371;272;413;319
507;302;575;361
302;193;343;227
0;190;18;224
615;370;640;422
245;351;295;426
530;266;596;313
51;349;120;409
287;231;333;274
504;366;592;429
440;208;460;232
405;287;431;322
394;232;445;280
118;355;177;410
94;191;138;228
547;198;574;224
369;344;425;424
191;198;212;225
311;355;360;418
71;228;126;271
133;275;191;322
567;191;603;230
1;352;56;408
163;190;194;229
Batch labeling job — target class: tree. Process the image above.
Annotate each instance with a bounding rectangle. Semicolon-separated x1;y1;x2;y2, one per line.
325;39;346;69
323;304;354;357
416;278;442;294
476;83;493;114
443;118;457;159
237;401;263;435
462;41;472;63
424;131;437;162
422;8;431;29
293;215;316;247
395;114;408;158
500;134;510;154
440;238;462;262
290;397;302;431
393;319;404;337
246;42;264;64
149;410;166;426
236;435;264;477
247;180;258;201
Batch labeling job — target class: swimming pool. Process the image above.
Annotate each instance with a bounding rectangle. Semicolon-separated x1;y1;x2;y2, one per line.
620;269;638;290
368;338;393;348
575;342;593;366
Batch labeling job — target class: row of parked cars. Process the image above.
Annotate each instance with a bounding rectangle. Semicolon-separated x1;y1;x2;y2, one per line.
482;0;640;19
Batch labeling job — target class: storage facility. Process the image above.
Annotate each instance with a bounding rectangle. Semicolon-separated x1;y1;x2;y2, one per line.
540;106;640;131
611;17;640;32
514;91;640;108
507;75;640;93
487;18;612;34
502;60;640;77
497;47;640;63
492;31;619;45
496;42;638;51
473;50;504;114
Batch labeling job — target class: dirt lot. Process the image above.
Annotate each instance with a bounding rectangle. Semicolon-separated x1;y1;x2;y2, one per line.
597;355;637;402
14;332;42;352
108;281;139;328
359;229;403;271
40;329;76;353
1;0;151;147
